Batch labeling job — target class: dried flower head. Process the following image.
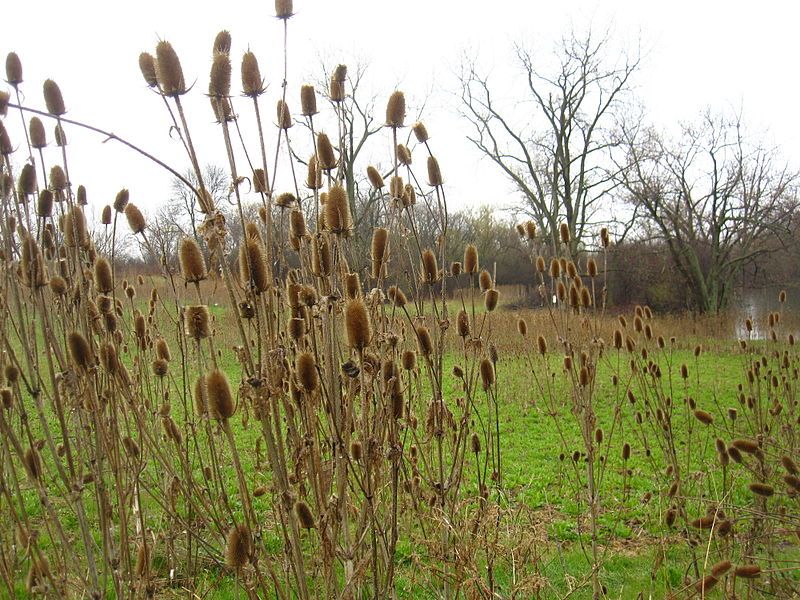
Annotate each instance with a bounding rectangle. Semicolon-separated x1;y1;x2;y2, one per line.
386;90;406;127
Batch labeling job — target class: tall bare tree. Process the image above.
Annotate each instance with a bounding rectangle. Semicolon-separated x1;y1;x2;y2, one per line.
618;111;799;313
460;29;638;256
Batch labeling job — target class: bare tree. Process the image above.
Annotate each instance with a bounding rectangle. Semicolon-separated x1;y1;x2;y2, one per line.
460;29;639;256
618;111;799;313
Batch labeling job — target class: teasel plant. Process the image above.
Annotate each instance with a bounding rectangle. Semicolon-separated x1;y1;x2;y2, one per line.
0;3;518;598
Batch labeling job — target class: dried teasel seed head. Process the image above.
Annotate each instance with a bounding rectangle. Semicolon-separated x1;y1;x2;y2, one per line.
138;52;158;87
464;244;478;274
155;338;171;362
371;227;389;278
421;249;439;283
524;221;536;239
517;318;528;336
350;440;363;461
296;352;318;392
416;326;433;356
329;76;345;102
155;41;186;96
711;560;731;577
125;203;146;234
480;359;495;390
470;432;481;454
693;409;713;425
451;262;462;276
67;331;93;369
734;564;761;579
390;175;404;199
622;442;631;460
213;30;232;55
29;117;46;149
600;227;610;248
549;258;561;279
403;183;416;206
184;305;211;340
241;52;265;97
206;369;234;420
345;272;361;299
276;99;292;129
18;163;37;195
152;358;168;377
43;79;65;115
76;184;87;205
388;286;407;308
49;165;66;191
0;122;11;155
537;335;547;355
402;350;416;370
412;121;429;143
4;365;19;384
239;240;269;293
112;188;129;213
478;269;493;292
179;238;207;283
6;52;23;86
23;447;43;479
695;576;719;594
485;289;500;312
427;155;443;187
748;482;774;497
290;209;306;239
300;84;317;116
54;123;67;146
94;257;114;293
209;52;231;97
36;190;53;217
275;0;293;19
304;155;322;190
386;90;406;127
457;310;470;338
587;257;598;278
294;500;316;529
559;223;570;244
367;165;384;189
49;276;67;296
345;299;371;350
782;455;798;475
325;184;352;234
225;524;251;568
317;133;337;171
311;234;332;276
397;143;412;166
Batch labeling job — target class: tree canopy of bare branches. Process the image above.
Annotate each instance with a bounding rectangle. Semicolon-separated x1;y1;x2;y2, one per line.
460;29;639;257
618;111;799;313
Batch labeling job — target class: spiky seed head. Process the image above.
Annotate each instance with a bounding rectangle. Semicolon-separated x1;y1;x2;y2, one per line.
462;244;479;274
239;240;269;293
225;524;251;568
403;183;416;206
68;331;93;369
23;447;42;479
485;289;500;312
421;249;439;283
397;144;412;166
152;358;168;377
94;257;114;293
329;76;345;102
49;276;67;295
350;440;363;461
48;165;66;191
325;185;352;234
732;438;759;454
549;258;561;279
288;317;305;340
19;237;46;289
537;335;547;355
43;79;65;115
416;326;433;356
457;310;470;338
5;52;22;85
371;228;389;278
782;455;798;475
113;188;129;212
294;500;316;529
179;238;207;283
275;192;296;208
155;41;186;96
524;221;536;239
317;133;337;170
470;432;481;454
296;352;318;392
29;117;46;149
76;185;87;206
711;560;731;578
4;365;19;384
427;155;443;187
345;299;371;350
412;121;429;143
275;0;293;18
386;91;406;127
748;482;774;497
290;209;306;238
18;163;37;195
388;286;407;308
345;272;361;299
54;123;67;146
0;122;11;155
209;52;231;97
305;155;322;190
206;369;234;420
480;359;495;390
213;30;232;55
559;223;570;244
580;287;591;308
478;269;492;292
185;305;211;339
276;100;292;129
138;52;158;87
734;564;761;578
600;227;610;248
390;175;404;199
155;338;171;362
238;51;265;98
36;190;53;217
300;84;317;116
125;203;146;234
402;350;416;370
587;257;598;278
311;234;332;276
366;165;384;189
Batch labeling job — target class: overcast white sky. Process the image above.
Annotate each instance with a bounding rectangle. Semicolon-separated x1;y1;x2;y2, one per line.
3;0;800;220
